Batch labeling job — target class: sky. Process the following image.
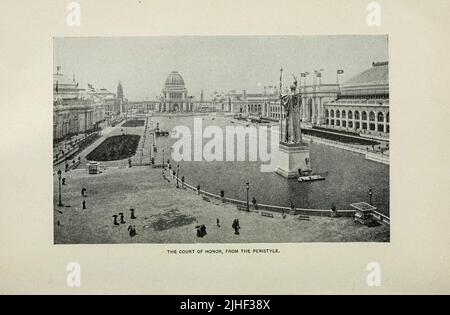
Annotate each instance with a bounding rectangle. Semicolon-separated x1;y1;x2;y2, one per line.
54;35;388;101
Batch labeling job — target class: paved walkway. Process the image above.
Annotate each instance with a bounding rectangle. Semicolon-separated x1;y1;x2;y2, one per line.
54;166;389;244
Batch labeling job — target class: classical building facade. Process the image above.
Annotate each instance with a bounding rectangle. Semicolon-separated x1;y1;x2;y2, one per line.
228;89;279;117
158;71;194;112
300;84;339;126
323;61;389;136
53;67;124;140
53;70;95;140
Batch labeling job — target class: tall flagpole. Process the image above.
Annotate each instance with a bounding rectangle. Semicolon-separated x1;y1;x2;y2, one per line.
279;67;283;144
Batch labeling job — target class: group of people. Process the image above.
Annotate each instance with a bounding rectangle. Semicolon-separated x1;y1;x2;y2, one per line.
195;224;207;237
232;219;241;235
195;218;242;237
112;209;138;237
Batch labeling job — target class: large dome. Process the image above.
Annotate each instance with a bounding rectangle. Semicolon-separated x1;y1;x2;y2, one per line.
340;61;389;97
165;71;185;87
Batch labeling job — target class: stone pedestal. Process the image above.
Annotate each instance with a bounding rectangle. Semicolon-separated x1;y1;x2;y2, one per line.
275;142;311;178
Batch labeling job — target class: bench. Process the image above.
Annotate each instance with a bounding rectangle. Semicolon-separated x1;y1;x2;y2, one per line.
261;211;274;218
297;214;310;221
202;196;211;202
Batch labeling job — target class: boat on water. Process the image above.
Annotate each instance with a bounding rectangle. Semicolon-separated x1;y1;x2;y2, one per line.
298;175;325;182
155;130;169;136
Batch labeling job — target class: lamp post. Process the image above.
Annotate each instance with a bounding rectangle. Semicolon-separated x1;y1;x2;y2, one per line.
57;169;63;206
162;149;165;173
246;181;250;212
176;164;180;188
149;131;152;163
368;188;373;205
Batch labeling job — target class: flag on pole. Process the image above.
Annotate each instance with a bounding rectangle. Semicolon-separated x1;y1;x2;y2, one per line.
279;67;283;94
337;69;344;74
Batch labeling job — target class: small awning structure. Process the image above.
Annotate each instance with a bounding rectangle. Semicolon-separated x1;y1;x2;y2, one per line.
350;202;377;213
350;202;377;226
88;161;100;174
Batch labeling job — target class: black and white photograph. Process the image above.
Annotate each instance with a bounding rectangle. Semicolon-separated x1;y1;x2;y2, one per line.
53;35;390;244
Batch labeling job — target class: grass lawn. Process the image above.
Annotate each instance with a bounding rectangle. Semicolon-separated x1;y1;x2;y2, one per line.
86;135;140;161
122;119;145;127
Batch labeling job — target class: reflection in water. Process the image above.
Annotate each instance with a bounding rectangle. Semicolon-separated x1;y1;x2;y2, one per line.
152;115;389;215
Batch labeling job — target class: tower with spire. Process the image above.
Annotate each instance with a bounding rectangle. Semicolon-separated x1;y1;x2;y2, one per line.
116;81;124;114
117;81;124;99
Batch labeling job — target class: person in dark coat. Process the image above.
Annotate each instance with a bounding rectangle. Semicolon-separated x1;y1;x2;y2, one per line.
82;200;86;209
195;225;202;237
128;225;135;237
201;225;207;236
252;197;257;210
119;212;126;224
113;215;119;226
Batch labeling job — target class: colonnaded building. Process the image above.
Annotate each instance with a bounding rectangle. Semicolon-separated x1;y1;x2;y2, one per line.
324;61;389;136
228;61;389;138
53;67;126;140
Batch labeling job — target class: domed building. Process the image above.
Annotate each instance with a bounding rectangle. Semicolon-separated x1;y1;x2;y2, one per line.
323;61;390;136
158;71;194;112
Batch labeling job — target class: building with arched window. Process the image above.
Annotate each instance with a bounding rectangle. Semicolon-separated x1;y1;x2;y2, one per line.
323;61;389;136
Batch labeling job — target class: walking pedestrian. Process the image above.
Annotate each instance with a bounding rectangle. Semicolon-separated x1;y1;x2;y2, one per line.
113;215;119;226
82;200;86;209
130;208;136;219
252;197;257;210
128;225;134;237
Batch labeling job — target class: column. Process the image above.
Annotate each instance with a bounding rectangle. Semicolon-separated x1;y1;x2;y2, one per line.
316;97;322;125
374;112;378;134
360;112;363;131
311;98;317;125
352;111;355;131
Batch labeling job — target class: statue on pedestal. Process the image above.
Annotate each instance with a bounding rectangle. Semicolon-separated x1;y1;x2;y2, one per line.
280;73;302;144
276;69;311;178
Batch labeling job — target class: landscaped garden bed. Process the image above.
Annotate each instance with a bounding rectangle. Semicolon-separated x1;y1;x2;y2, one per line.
122;119;145;127
86;135;141;161
302;128;379;145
